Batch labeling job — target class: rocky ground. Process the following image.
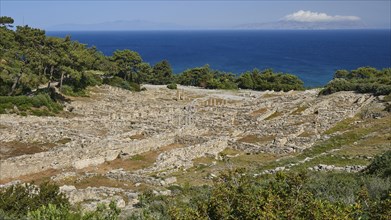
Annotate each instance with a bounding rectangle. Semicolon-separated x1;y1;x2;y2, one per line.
0;85;390;213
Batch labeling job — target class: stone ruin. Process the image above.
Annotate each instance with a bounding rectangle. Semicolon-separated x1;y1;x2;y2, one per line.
0;84;377;211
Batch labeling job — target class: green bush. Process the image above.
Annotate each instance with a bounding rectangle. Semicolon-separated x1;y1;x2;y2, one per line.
27;201;121;220
321;67;391;96
128;82;141;92
0;94;62;115
0;182;69;219
385;103;391;112
82;71;103;87
28;204;74;220
364;150;391;178
305;172;360;204
320;78;354;95
103;76;140;91
175;66;304;91
0;183;121;220
132;167;391;220
167;83;177;90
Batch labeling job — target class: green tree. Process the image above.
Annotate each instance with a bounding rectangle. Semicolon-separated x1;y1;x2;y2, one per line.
334;69;350;79
7;25;47;95
137;62;153;83
321;67;391;96
152;60;173;84
0;16;14;28
237;71;254;89
177;65;213;87
350;67;378;79
111;49;142;82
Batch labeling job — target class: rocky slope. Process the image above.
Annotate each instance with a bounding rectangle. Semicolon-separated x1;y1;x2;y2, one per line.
1;85;388;211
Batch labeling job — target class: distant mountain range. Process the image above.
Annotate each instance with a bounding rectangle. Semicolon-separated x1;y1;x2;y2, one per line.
48;20;184;31
235;20;367;30
48;19;368;31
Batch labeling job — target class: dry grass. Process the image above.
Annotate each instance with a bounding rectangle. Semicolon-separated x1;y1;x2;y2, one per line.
56;138;72;145
0;169;60;185
264;111;284;120
333;117;391;157
230;153;279;167
298;131;316;138
0;138;71;160
53;171;155;191
250;108;268;117
129;133;145;140
238;134;275;144
87;143;184;173
220;148;242;155
69;175;139;190
324;116;360;135
262;111;391;171
291;105;308;115
0;141;57;160
171;148;280;185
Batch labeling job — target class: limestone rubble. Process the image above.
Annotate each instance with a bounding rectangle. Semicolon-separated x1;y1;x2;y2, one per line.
0;84;376;209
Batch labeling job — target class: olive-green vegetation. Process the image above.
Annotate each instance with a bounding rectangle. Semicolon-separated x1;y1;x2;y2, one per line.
320;67;391;95
176;65;304;91
0;93;62;116
236;68;304;91
364;150;391;178
0;182;121;220
176;65;238;90
129;151;391;220
0;182;69;219
0;152;389;219
0;19;150;97
167;83;177;90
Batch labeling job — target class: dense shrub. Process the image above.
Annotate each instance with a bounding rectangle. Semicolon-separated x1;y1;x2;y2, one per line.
27;201;121;220
319;78;354;95
132;166;391;220
128;82;141;92
364;150;391;178
385;103;391;112
176;66;304;91
250;69;304;91
60;84;88;97
0;182;121;220
321;67;391;96
167;83;177;90
0;93;62;115
0;182;69;219
82;71;104;87
103;76;140;91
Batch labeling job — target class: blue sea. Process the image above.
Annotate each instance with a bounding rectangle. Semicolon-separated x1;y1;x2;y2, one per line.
47;30;391;87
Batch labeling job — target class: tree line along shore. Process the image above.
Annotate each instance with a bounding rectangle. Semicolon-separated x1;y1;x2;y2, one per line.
1;16;390;115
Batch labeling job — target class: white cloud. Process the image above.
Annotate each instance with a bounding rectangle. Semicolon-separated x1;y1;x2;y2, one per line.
283;10;361;23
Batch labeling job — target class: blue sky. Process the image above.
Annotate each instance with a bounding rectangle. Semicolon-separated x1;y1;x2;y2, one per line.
1;0;390;29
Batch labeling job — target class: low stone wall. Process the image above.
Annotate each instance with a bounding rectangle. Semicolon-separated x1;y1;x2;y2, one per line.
141;137;228;174
0;130;185;180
